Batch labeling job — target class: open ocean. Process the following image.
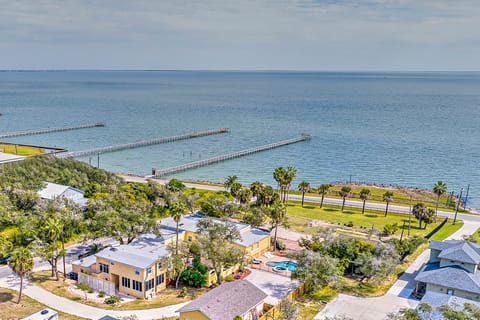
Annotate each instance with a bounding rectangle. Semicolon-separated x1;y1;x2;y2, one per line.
0;71;479;206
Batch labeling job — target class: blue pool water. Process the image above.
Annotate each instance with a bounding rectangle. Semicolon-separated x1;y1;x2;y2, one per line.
266;261;298;271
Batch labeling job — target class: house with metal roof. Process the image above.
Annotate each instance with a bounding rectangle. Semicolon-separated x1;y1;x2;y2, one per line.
177;280;268;320
38;182;88;206
415;240;480;302
159;213;271;259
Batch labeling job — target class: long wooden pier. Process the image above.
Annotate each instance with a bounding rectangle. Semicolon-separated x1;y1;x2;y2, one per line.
0;122;105;139
148;134;311;177
58;128;230;158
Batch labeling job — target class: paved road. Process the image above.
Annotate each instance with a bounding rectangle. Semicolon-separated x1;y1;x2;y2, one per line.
315;220;480;320
119;175;478;222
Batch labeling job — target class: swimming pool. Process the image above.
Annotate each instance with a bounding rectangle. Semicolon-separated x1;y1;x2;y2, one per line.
265;261;298;272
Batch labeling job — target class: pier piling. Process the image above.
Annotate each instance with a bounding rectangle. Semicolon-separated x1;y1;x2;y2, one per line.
58;128;230;158
148;134;311;177
0;122;105;139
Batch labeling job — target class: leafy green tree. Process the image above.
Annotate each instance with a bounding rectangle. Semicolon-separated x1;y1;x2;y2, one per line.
256;185;279;207
291;250;342;292
359;188;371;214
37;241;66;281
278;299;298;320
354;243;399;284
298;180;311;207
433;180;447;216
170;200;188;255
196;218;243;284
338;186;351;212
412;203;432;229
267;201;287;252
9;247;34;303
182;193;200;213
166;179;186;193
0;237;13;257
316;184;331;208
383;191;394;217
242;207;266;229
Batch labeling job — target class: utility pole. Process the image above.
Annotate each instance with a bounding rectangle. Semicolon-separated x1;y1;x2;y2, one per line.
400;221;406;242
464;184;470;210
454;188;463;224
97;152;100;168
408;195;412;236
349;175;352;184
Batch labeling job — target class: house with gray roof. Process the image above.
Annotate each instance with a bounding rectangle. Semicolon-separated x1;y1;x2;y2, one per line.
177;280;268;320
415;240;480;302
38;182;88;206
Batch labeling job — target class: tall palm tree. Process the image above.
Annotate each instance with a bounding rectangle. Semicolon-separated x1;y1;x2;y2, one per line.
273;167;287;201
359;188;371;214
237;188;253;205
229;181;242;200
268;201;287;252
412;203;428;229
316;184;331;208
9;247;34;304
433;181;448;217
383;191;394;217
284;166;297;205
170;200;188;255
298;181;311;207
338;186;351;212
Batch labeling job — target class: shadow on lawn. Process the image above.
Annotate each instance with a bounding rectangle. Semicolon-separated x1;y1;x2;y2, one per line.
0;291;15;303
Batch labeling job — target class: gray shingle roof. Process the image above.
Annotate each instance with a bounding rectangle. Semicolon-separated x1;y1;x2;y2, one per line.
177;280;267;320
430;240;480;264
160;213;250;234
415;263;480;295
234;228;270;247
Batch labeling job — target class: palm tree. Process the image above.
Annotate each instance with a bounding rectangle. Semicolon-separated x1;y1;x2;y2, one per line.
273;167;287;201
412;203;429;229
433;181;448;217
268;201;287;252
249;181;264;199
9;247;34;304
298;181;311;207
316;184;331;208
229;181;242;200
237;188;253;205
338;186;352;212
284;166;297;205
170;200;188;255
359;188;371;214
383;191;394;217
224;175;239;191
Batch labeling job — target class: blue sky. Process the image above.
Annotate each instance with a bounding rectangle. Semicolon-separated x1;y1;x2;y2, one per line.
1;0;479;70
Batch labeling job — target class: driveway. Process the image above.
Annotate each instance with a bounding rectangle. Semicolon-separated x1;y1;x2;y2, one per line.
315;220;478;320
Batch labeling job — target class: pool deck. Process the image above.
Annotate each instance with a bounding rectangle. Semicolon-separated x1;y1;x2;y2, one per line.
249;252;296;278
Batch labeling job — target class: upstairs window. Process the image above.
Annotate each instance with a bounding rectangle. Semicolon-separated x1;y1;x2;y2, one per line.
99;263;109;274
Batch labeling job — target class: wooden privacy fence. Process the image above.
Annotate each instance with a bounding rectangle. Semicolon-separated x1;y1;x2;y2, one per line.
258;284;305;320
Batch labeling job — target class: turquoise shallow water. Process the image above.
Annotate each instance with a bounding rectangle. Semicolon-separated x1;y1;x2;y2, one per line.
0;71;479;206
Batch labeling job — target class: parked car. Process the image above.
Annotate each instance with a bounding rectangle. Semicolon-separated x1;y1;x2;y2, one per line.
67;271;78;280
0;253;11;264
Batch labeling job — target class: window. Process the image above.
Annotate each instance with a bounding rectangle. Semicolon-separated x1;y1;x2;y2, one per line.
132;280;143;292
188;236;192;242
147;267;152;275
135;269;140;276
447;288;454;295
99;263;109;274
157;262;162;269
110;261;115;266
145;278;155;291
156;274;165;285
121;277;130;288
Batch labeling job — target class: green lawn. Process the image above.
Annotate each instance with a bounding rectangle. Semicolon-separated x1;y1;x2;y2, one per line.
286;201;441;237
430;220;464;241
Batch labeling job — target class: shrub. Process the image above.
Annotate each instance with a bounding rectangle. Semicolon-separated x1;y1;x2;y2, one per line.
179;286;188;297
224;275;235;282
276;240;286;251
98;291;106;298
77;283;93;292
383;223;399;235
88;288;95;293
345;221;354;227
104;295;121;305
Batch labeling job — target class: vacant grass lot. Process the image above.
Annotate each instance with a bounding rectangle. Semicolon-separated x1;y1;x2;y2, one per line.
0;287;86;320
286;201;441;237
31;270;207;310
0;143;45;156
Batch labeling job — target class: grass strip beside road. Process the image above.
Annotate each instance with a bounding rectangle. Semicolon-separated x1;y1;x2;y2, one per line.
31;271;206;311
0;287;87;320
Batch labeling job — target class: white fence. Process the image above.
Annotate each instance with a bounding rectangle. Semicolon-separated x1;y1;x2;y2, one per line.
78;273;116;295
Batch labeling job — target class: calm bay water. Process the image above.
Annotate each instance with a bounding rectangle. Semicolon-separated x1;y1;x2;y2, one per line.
0;71;479;206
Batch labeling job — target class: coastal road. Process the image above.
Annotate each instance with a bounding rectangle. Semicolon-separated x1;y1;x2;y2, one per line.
119;175;479;222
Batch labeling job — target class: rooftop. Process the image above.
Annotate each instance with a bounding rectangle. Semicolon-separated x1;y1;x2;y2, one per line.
95;234;168;269
432;240;480;265
177;280;267;320
38;182;88;206
415;262;480;295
